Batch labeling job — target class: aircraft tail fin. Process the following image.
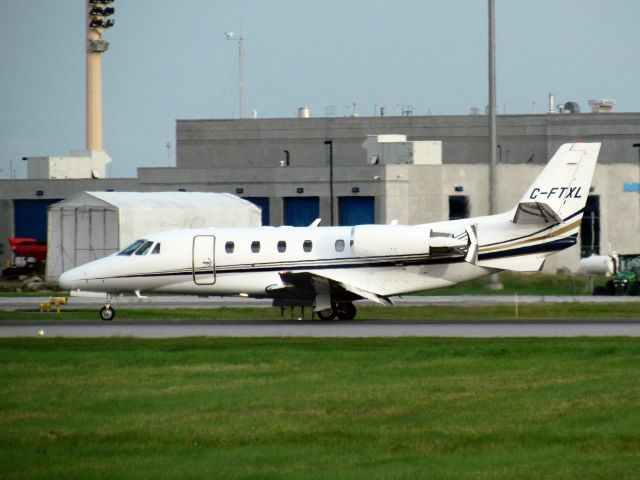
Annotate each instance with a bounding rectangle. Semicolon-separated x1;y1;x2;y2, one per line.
513;142;600;224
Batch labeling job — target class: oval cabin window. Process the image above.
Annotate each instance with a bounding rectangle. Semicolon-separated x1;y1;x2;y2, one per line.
225;241;235;254
335;239;345;252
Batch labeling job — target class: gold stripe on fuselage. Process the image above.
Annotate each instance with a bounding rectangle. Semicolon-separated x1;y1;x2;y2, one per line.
479;218;581;255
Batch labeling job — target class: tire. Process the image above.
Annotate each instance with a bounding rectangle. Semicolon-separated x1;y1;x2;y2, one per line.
336;303;357;320
100;306;115;322
316;308;336;321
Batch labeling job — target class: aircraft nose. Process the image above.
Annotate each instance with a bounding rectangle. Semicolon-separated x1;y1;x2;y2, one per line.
58;268;81;290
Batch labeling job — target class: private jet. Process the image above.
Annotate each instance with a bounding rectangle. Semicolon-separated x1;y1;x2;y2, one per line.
59;142;601;321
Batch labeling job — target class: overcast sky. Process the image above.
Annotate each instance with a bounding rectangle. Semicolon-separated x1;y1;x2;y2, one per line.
1;1;638;178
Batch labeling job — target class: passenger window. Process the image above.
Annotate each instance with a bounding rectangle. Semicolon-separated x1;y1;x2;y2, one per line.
118;239;145;256
151;243;161;255
335;239;345;252
277;240;286;253
303;240;313;252
251;241;260;253
225;241;235;254
135;240;154;255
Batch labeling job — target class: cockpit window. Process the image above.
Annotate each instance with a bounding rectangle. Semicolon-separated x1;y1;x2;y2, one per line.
117;239;146;256
135;240;154;256
151;243;161;255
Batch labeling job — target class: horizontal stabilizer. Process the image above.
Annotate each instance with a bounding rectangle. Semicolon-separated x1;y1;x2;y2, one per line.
478;255;545;272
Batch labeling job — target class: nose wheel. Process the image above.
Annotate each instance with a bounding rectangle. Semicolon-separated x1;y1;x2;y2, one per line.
99;293;116;321
99;305;115;321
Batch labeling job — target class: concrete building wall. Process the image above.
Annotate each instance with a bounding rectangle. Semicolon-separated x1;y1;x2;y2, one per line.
177;113;640;169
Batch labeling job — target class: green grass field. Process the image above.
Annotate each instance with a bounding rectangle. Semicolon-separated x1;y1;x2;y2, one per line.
1;337;639;479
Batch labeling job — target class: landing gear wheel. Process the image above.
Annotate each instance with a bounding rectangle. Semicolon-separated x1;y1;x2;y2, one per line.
316;308;337;321
100;306;115;322
336;303;357;320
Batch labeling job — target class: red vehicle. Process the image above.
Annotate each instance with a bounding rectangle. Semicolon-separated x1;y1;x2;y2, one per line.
7;238;47;263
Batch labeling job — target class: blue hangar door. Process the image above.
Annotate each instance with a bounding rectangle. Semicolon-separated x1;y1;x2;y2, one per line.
339;196;375;226
284;197;319;226
13;199;62;242
242;197;270;226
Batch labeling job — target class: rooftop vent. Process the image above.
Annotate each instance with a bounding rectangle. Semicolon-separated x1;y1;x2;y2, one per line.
564;101;580;114
588;99;615;113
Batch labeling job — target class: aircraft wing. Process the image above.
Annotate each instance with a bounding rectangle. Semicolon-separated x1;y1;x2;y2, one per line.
277;270;394;310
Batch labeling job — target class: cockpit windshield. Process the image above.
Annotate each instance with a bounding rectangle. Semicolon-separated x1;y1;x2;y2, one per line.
117;239;147;256
135;240;154;256
117;239;161;256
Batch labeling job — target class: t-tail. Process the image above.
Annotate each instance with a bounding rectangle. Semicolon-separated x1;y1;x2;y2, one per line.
476;142;601;272
513;142;600;224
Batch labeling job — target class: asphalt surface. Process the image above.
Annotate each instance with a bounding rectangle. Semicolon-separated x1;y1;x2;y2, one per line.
2;294;640;311
2;294;639;338
1;320;639;338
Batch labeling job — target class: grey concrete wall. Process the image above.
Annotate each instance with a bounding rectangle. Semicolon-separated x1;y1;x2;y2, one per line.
177;113;640;169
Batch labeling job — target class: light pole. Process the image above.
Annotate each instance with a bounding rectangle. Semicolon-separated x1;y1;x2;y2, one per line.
488;0;497;216
487;0;502;289
225;32;245;119
325;141;335;226
86;0;115;152
634;143;640;250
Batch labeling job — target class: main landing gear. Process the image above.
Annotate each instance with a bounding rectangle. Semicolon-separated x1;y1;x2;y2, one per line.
316;302;357;321
99;294;116;321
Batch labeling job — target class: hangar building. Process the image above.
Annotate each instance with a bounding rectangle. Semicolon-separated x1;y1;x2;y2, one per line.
46;192;261;279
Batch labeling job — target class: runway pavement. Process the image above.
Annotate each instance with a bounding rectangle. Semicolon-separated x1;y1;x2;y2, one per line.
2;320;640;338
2;294;639;338
2;293;640;310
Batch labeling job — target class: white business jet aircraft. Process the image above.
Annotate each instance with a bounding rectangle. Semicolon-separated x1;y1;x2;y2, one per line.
59;142;600;321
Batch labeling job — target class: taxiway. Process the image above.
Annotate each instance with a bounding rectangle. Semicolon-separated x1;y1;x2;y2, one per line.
2;320;640;338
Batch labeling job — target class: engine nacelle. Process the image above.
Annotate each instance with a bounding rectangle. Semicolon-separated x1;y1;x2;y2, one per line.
351;225;431;258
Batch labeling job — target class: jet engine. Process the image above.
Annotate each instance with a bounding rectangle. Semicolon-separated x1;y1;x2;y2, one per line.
351;224;478;263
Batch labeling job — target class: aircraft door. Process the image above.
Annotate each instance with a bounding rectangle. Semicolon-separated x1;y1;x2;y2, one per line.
192;235;216;285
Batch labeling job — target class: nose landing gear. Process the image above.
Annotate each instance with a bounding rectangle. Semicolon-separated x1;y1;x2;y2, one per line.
99;294;116;321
